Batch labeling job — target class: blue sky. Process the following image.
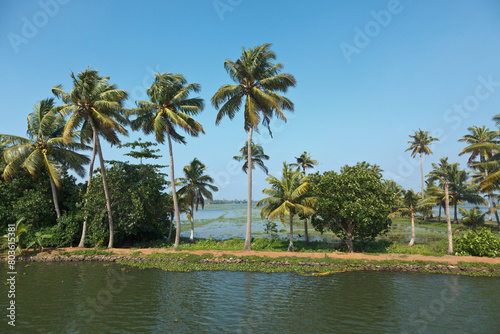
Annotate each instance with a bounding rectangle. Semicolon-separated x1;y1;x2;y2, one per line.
1;0;500;200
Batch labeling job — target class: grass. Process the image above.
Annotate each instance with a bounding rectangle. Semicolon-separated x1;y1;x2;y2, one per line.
117;252;500;277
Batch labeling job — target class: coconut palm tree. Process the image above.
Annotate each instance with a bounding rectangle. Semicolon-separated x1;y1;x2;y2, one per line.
396;190;435;247
256;162;315;252
459;125;500;222
177;158;218;242
447;165;486;223
127;72;204;249
458;207;486;232
290;152;318;244
233;141;270;174
406;129;439;203
290;151;318;173
52;68;128;248
212;43;296;250
428;157;456;255
1;98;89;219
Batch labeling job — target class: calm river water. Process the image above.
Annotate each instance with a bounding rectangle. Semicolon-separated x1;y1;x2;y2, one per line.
1;262;499;333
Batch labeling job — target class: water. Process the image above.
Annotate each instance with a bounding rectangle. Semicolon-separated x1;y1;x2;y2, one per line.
1;262;499;333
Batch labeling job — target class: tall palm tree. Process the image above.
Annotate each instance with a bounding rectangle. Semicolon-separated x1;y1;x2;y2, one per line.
233;141;270;174
406;129;439;204
428;157;456;255
290;152;318;244
212;43;296;251
127;72;204;249
177;158;218;242
52;68;128;248
256;162;315;252
1;98;89;219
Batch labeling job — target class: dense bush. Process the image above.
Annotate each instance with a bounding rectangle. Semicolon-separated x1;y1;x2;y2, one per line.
454;228;500;257
84;161;172;247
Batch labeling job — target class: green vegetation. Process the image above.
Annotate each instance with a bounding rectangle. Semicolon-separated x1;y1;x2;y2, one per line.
454;228;500;257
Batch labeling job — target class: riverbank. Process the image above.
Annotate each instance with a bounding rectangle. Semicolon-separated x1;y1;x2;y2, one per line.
3;248;500;277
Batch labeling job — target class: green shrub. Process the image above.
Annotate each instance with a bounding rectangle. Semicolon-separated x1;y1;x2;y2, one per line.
454;228;500;257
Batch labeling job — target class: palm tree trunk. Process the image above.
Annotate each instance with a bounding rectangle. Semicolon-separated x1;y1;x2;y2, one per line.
444;181;453;255
167;213;174;243
79;133;97;248
453;201;458;224
88;117;115;249
408;212;415;247
190;203;195;243
437;202;442;222
49;177;61;219
288;213;294;252
420;153;426;221
167;132;182;249
420;153;424;200
491;197;500;228
304;217;309;245
244;128;253;251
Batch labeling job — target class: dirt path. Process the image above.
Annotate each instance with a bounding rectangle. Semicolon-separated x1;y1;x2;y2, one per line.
44;248;500;265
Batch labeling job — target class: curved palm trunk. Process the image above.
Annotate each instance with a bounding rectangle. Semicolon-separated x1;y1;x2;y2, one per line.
190;203;195;243
167;132;182;249
408;211;415;247
420;153;426;221
444;181;453;255
244;128;253;251
167;213;174;243
49;177;61;219
88;117;115;249
491;197;500;227
288;214;294;252
79;133;97;248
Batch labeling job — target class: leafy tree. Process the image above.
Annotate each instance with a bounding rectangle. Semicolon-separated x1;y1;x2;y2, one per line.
84;161;171;247
127;72;204;249
290;151;318;244
1;98;89;219
119;138;161;164
458;207;486;232
177;158;218;242
257;162;314;252
384;179;404;213
428;157;456;254
354;161;383;178
52;68;128;248
233;141;269;174
212;43;296;250
406;129;439;203
311;165;395;253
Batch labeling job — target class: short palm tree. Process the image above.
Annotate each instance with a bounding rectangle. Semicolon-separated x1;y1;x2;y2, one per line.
212;43;296;250
396;190;435;247
428;157;456;254
233;141;270;174
447;165;485;223
290;152;318;244
177;158;218;242
1;98;89;219
406;129;439;203
290;151;318;173
52;68;128;248
127;72;204;249
458;207;486;232
256;162;315;252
